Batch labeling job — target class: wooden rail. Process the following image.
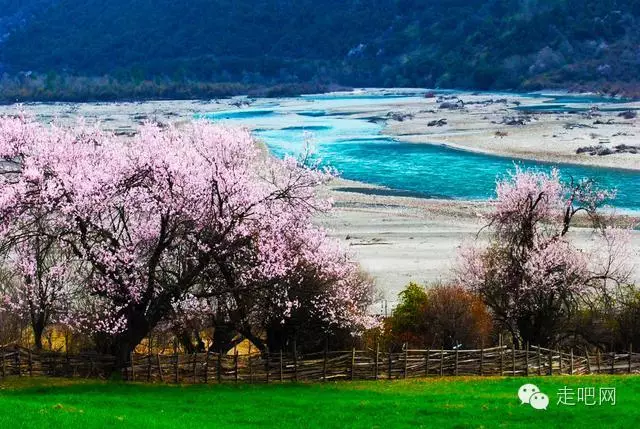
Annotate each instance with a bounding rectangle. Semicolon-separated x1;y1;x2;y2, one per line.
1;344;638;384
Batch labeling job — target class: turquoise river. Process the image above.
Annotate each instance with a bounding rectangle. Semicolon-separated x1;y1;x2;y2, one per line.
201;91;640;211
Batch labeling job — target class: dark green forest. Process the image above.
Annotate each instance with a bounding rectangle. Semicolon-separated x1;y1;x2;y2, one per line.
2;0;640;101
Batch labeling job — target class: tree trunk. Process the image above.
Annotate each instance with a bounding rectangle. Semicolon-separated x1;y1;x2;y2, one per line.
193;330;206;352
176;330;198;354
266;323;288;353
33;324;44;350
32;316;46;351
108;311;152;369
211;322;236;353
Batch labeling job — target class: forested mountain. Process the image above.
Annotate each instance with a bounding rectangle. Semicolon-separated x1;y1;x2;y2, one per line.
1;0;640;101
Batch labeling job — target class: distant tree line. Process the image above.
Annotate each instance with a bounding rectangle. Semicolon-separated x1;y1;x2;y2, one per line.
0;73;338;103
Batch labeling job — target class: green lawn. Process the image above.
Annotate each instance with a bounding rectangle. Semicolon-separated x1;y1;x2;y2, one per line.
0;375;638;428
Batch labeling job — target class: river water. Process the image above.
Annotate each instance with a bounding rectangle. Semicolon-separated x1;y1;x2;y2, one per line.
200;91;640;210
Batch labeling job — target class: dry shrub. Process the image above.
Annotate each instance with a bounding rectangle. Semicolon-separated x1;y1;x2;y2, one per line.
386;283;492;349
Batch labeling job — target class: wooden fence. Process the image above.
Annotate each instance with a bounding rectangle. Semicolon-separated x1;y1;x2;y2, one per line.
0;344;115;379
1;344;639;383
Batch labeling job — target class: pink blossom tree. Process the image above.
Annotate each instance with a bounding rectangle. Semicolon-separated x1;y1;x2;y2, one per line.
0;115;374;364
458;167;630;347
1;235;74;350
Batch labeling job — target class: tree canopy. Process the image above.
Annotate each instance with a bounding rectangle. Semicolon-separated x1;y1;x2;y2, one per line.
0;116;375;363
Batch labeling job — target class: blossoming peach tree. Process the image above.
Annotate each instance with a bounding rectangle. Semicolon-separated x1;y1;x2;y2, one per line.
458;167;632;348
0;115;375;364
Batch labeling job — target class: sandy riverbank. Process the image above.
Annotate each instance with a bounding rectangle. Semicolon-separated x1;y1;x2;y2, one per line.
321;179;640;306
318;179;488;306
375;93;640;170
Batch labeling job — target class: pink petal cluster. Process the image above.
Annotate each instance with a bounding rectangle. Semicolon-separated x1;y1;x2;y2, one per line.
459;166;631;324
0;116;375;345
495;167;564;222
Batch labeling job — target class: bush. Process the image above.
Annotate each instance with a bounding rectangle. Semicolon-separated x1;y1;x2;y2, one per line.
616;288;640;348
386;283;492;349
572;285;640;352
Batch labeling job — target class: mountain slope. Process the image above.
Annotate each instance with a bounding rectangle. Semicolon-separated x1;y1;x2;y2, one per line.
2;0;640;99
0;0;57;46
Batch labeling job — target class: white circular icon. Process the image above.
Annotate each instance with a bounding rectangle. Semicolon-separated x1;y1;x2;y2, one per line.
529;392;550;410
518;384;540;404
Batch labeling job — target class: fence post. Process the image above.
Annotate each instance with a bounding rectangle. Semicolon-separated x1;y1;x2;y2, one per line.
64;334;70;377
629;344;633;375
157;354;164;382
28;349;33;377
479;346;484;376
596;350;601;374
279;349;284;382
537;347;542;376
512;346;516;376
323;337;328;382
292;340;298;382
192;353;197;384
374;340;379;380
610;351;615;374
548;350;553;376
16;348;21;377
388;347;392;379
1;349;5;379
174;353;179;384
425;348;430;377
265;350;270;384
67;352;72;378
499;335;504;376
525;343;529;377
321;346;328;382
217;352;222;383
234;347;239;383
351;347;356;381
558;349;563;375
570;349;574;375
130;352;135;381
585;350;591;374
455;348;459;376
248;345;253;384
403;344;408;379
147;353;152;382
439;347;444;377
204;350;210;384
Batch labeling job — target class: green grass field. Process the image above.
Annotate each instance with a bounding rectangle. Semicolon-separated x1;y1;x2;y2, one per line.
0;375;638;428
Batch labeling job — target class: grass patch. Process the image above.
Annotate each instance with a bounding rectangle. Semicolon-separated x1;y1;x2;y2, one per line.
0;375;638;428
